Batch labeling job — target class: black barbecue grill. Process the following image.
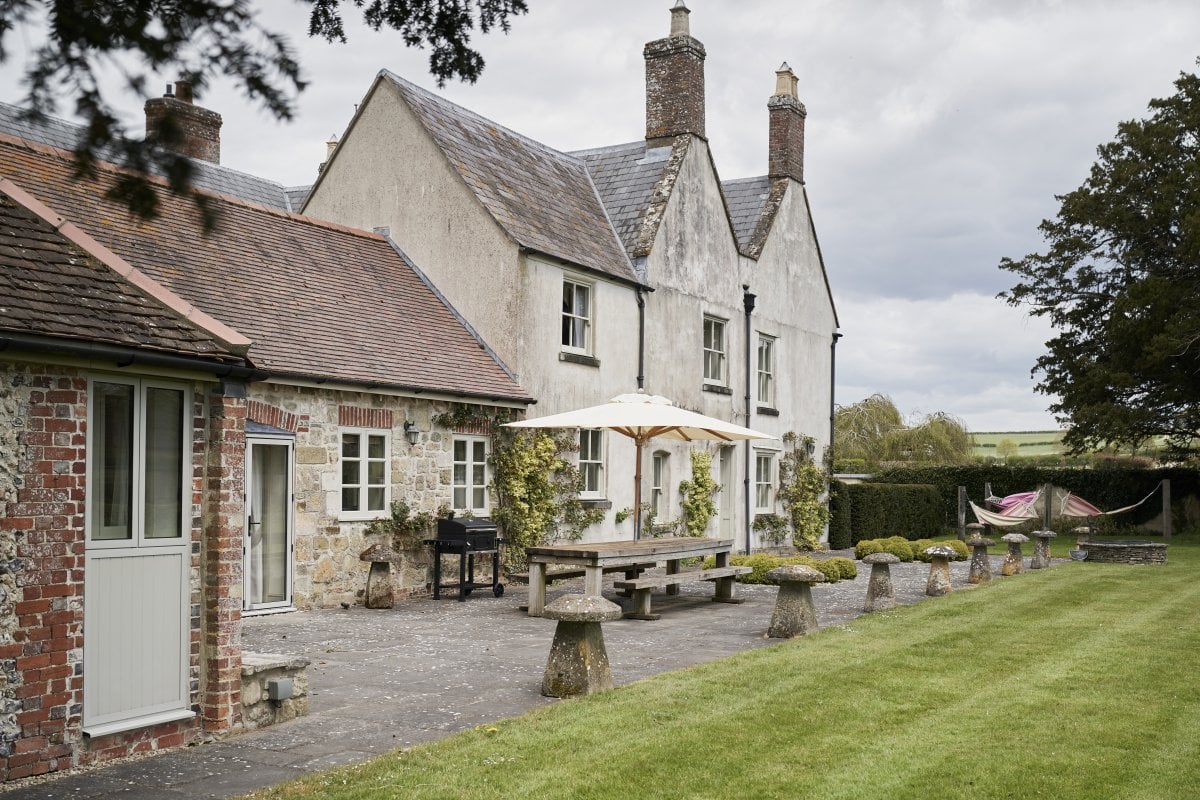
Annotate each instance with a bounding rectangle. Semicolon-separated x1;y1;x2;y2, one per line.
426;516;504;601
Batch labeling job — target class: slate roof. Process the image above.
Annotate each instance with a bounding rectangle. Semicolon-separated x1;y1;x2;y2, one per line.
722;176;772;252
380;72;639;285
0;184;244;364
0;133;531;403
573;141;675;258
0;101;294;211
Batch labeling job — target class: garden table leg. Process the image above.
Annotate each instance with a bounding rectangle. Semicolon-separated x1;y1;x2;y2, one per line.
528;562;547;616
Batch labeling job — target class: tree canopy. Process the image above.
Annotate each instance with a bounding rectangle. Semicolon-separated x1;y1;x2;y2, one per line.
834;394;972;471
1000;62;1200;456
0;0;527;222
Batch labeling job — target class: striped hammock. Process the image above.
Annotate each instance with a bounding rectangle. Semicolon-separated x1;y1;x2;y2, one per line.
969;483;1161;527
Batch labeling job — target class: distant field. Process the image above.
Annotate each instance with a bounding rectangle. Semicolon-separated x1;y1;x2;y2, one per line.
971;430;1065;457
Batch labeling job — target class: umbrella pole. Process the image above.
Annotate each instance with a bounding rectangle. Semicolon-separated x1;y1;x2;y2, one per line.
633;439;644;540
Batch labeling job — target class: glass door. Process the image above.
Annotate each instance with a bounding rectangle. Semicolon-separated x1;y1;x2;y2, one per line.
244;437;294;612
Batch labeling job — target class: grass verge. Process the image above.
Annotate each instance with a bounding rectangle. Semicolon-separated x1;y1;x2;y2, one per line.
244;541;1200;800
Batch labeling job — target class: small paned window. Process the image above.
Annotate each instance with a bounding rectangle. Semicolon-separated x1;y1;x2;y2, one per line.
703;316;727;385
755;451;775;510
562;279;593;354
757;335;776;407
453;436;489;514
579;429;604;497
651;452;669;519
341;429;389;517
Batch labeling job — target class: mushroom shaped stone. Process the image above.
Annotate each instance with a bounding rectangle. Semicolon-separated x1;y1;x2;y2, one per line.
1000;533;1029;576
923;546;956;596
966;535;994;584
1030;529;1058;570
542;594;624;623
863;552;899;613
767;564;826;584
541;595;624;698
766;565;824;638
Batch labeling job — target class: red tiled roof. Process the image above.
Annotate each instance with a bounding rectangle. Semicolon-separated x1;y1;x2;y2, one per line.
0;133;531;403
0;183;246;364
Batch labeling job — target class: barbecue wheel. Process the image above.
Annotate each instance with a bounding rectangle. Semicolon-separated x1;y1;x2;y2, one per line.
493;584;505;597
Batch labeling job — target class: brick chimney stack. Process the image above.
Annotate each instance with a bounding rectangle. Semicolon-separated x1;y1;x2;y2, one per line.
144;80;223;164
768;63;806;183
644;1;706;146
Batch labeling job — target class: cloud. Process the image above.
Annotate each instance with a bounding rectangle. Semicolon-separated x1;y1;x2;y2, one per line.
835;292;1059;431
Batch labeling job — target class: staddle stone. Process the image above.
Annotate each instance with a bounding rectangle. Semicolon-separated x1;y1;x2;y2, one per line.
1001;533;1029;576
766;565;825;638
1030;529;1057;569
924;546;956;596
863;552;899;613
966;534;994;584
541;595;623;698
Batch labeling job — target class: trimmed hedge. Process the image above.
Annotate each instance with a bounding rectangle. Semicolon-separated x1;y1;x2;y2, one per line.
703;553;858;584
828;480;853;550
871;465;1200;532
844;483;943;543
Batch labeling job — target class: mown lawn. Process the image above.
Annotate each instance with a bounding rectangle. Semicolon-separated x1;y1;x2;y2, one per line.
244;539;1200;800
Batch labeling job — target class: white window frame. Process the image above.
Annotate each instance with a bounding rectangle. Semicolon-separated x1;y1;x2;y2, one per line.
651;451;669;519
755;450;775;511
757;334;776;408
562;276;594;355
452;435;490;515
579;429;605;498
339;427;391;520
703;315;728;386
85;376;191;550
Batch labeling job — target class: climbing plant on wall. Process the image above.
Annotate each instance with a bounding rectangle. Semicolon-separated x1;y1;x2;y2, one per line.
678;449;719;538
778;432;831;551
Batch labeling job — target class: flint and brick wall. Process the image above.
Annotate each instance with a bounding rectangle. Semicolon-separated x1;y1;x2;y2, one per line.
0;360;248;782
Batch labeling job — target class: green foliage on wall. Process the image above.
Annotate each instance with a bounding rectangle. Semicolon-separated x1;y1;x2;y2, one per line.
363;500;450;550
778;432;830;551
678;450;718;538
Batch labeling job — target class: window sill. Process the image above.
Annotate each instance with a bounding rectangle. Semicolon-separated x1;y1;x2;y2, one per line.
579;498;612;510
757;406;780;417
702;383;733;396
559;351;600;368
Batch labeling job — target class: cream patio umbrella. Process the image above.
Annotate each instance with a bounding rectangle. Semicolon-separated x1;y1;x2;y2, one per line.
504;392;774;538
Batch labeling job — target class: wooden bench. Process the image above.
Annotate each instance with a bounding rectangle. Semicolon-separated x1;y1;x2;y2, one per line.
613;566;751;620
511;563;656;585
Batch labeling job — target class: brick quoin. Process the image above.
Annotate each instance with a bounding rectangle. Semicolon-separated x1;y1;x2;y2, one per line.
201;381;246;732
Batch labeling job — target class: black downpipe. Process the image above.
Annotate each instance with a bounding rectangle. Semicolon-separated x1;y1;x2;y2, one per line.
742;287;756;555
636;287;646;391
829;332;842;470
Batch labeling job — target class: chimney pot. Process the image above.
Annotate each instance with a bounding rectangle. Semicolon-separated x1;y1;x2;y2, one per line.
669;1;691;37
173;79;194;104
325;134;339;161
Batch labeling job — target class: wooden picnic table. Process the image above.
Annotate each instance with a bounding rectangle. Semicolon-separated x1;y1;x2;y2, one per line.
524;537;747;619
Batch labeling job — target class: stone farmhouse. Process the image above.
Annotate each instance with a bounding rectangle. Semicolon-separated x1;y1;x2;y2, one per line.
301;3;839;550
0;110;531;777
0;1;838;781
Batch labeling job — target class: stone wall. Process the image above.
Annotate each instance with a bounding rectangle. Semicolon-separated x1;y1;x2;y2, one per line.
240;653;310;730
1080;540;1168;565
248;384;509;609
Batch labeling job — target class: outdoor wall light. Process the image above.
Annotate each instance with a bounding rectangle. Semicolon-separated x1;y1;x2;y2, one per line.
403;420;420;445
805;439;816;457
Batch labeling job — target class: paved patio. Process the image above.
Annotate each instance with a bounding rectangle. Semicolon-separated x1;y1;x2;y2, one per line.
2;553;1029;798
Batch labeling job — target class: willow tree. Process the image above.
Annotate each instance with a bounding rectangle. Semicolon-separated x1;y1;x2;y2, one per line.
834;394;971;469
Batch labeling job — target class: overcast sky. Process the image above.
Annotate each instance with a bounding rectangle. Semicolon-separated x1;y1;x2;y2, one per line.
4;1;1198;432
